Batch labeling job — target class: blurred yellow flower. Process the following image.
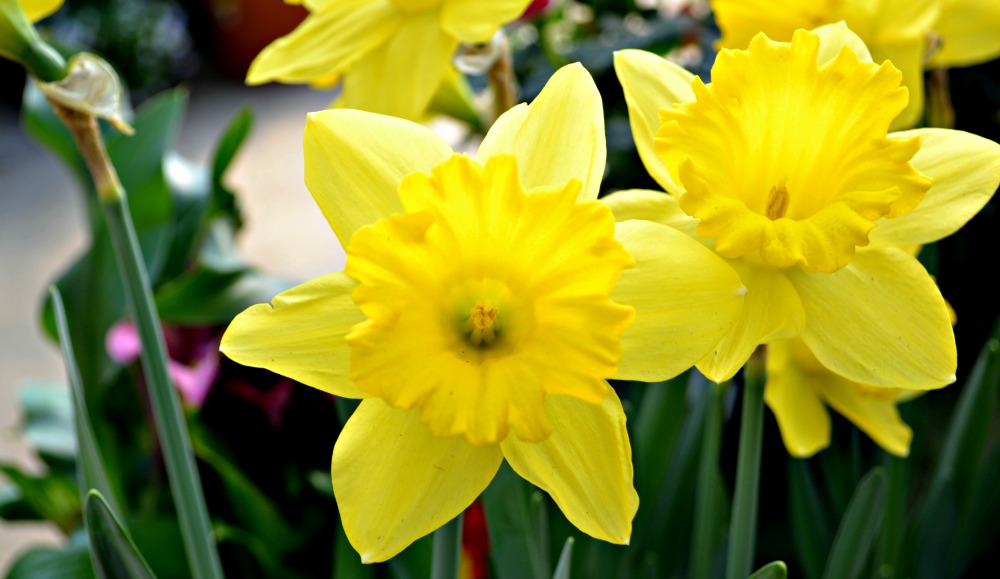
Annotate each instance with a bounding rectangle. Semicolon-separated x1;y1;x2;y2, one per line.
710;0;1000;128
612;24;1000;387
21;0;61;21
247;0;533;121
221;64;745;562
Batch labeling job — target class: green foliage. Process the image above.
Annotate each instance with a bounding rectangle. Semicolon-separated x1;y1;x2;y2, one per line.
84;491;157;579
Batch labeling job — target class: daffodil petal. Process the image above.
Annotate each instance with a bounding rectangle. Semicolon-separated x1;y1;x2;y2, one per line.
871;128;1000;247
220;273;367;398
697;263;806;383
22;0;63;22
764;340;832;458
812;21;872;65
599;189;701;240
816;378;912;457
500;390;637;544
477;63;606;201
333;399;503;563
440;0;532;43
246;0;401;85
871;39;925;131
611;220;744;382
929;0;1000;67
789;247;956;389
870;0;940;43
613;49;694;196
304;109;454;248
340;12;458;120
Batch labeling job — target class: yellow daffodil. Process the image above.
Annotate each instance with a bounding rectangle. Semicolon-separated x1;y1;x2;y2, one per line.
710;0;1000;129
247;0;533;121
21;0;61;21
221;64;745;562
765;339;920;458
612;24;1000;388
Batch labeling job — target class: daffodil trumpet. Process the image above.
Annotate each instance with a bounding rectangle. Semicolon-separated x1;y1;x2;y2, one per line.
221;63;747;562
612;23;1000;390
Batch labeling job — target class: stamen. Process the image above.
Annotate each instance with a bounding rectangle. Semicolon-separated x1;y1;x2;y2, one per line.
766;184;790;220
469;300;499;346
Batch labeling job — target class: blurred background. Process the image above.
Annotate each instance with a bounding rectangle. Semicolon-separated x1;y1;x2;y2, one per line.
2;0;999;576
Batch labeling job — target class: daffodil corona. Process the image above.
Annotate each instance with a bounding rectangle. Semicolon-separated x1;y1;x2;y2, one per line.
710;0;1000;128
221;64;745;562
247;0;533;121
613;25;1000;388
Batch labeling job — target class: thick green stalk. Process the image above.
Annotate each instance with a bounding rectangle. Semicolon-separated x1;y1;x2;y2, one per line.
726;348;767;579
431;514;464;579
691;381;727;579
51;102;224;579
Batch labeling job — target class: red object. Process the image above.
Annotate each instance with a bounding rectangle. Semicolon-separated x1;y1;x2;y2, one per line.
520;0;551;21
462;500;490;579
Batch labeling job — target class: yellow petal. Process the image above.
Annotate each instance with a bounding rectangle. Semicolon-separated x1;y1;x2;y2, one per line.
712;0;834;49
816;378;912;457
871;39;925;130
611;219;744;382
333;399;503;562
613;49;694;196
21;0;62;22
929;0;1000;67
788;247;956;389
246;0;401;85
339;12;458;120
811;21;872;65
870;128;1000;247
697;262;806;383
764;340;832;458
600;189;703;241
220;273;367;399
440;0;532;43
868;0;940;44
477;63;606;201
304;109;454;248
500;390;638;544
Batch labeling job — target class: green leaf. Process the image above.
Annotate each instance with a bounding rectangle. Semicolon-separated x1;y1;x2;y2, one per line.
483;463;550;579
0;464;80;531
19;382;76;461
787;459;834;579
126;517;192;579
7;540;95;579
211;107;253;195
155;268;289;325
552;537;574;579
51;287;122;514
749;561;787;579
632;373;688;504
822;468;886;579
84;490;156;579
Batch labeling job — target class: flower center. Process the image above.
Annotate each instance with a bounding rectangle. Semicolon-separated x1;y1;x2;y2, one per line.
656;30;930;273
343;154;634;446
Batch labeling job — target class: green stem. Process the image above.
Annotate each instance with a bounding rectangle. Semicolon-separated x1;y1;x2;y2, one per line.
431;514;464;579
51;103;224;579
691;381;727;579
726;348;767;579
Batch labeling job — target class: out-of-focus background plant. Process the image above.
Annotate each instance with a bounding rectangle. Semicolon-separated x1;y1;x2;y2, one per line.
2;0;999;577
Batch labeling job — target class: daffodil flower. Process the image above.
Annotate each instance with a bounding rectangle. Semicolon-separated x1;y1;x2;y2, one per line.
221;64;746;562
247;0;534;121
612;24;1000;387
709;0;1000;129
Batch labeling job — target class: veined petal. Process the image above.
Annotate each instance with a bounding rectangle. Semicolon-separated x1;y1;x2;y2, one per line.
611;220;744;382
220;273;367;399
817;377;912;457
477;63;606;201
929;0;1000;67
22;0;62;21
764;340;832;458
500;390;638;544
871;39;925;131
870;129;1000;247
789;247;956;389
340;11;458;121
440;0;533;43
600;189;702;241
304;109;454;248
246;0;401;85
333;399;503;562
613;49;694;196
697;262;806;383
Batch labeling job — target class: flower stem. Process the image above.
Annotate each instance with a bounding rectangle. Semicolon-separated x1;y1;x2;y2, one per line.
431;513;464;579
487;32;517;123
691;380;727;579
725;347;767;579
50;101;224;579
